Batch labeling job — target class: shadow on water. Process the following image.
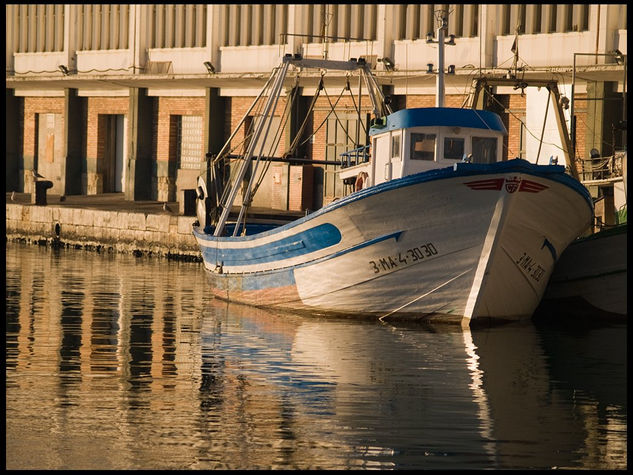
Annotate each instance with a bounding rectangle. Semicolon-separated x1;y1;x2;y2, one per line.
5;242;627;470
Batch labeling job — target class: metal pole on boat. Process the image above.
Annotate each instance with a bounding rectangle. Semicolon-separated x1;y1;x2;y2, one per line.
233;62;290;236
436;12;447;108
214;61;291;237
211;71;277;167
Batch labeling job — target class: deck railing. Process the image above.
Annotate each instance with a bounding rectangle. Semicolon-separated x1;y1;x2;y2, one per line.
340;145;371;169
580;152;625;183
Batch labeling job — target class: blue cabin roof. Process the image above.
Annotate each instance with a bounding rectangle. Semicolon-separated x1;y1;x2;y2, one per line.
369;107;507;136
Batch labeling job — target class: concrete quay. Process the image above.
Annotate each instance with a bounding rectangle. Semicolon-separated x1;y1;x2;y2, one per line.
6;192;201;260
6;192;306;260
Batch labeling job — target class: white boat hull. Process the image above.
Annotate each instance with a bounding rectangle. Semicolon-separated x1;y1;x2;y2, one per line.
194;160;593;325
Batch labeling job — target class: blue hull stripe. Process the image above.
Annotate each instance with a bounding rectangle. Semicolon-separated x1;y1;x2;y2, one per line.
214;231;403;290
202;222;341;266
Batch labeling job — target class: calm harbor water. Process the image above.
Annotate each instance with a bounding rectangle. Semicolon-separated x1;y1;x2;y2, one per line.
5;241;627;470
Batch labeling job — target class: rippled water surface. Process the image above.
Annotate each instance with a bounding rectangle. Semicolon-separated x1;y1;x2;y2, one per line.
5;242;627;470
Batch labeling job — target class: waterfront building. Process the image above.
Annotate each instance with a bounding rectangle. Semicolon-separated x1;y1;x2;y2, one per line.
5;4;627;214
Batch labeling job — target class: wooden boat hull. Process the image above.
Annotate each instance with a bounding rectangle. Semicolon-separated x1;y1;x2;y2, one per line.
194;160;593;325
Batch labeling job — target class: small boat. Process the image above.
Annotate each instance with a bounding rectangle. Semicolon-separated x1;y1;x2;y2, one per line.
538;223;627;320
193;19;593;326
538;152;627;321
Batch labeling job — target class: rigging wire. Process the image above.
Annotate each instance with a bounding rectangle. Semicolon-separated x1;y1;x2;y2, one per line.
480;86;569;155
284;76;324;157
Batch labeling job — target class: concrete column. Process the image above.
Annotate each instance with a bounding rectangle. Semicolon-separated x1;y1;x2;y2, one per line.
228;4;239;46
393;5;406;41
175;4;185;48
420;5;434;38
195;5;205;47
525;5;539;34
263;4;275;46
252;4;263;45
405;5;419;40
18;5;28;54
126;88;154;201
188;87;227;217
541;5;556;34
375;4;394;63
479;5;497;68
62;88;84;195
337;4;350;40
206;5;220;69
64;5;77;75
5;89;21;192
6;5;16;71
239;4;251;46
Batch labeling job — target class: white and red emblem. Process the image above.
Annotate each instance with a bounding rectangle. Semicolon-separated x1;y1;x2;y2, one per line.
504;176;521;193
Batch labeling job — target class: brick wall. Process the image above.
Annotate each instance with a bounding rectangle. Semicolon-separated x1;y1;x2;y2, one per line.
155;97;205;162
504;94;526;159
404;94;467;109
226;96;290;157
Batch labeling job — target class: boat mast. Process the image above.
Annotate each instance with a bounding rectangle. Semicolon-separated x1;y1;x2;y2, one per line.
436;10;447;108
427;9;454;108
212;55;387;237
214;61;291;237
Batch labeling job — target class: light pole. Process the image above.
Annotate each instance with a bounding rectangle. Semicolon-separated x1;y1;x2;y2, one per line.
426;9;456;108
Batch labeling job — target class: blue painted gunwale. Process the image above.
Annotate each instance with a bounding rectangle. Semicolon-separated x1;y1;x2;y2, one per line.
369;107;507;136
199;223;342;266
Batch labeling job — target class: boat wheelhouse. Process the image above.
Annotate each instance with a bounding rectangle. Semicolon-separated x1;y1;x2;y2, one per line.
340;107;507;189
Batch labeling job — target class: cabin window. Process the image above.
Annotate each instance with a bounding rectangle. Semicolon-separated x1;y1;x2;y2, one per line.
443;137;465;160
410;133;436;160
472;137;498;163
391;134;401;159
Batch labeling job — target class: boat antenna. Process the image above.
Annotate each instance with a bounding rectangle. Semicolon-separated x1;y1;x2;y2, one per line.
427;9;455;107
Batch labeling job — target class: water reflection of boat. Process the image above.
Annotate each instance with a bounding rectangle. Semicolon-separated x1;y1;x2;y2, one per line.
204;302;627;469
193;11;592;326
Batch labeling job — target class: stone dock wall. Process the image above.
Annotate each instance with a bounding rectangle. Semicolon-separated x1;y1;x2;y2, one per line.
6;203;201;260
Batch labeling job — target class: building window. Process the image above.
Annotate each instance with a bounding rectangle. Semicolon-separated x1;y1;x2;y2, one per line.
177;115;203;170
472;137;497;164
443;137;465;160
410;133;436;161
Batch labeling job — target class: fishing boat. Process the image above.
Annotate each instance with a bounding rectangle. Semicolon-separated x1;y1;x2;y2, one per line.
193;19;593;326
